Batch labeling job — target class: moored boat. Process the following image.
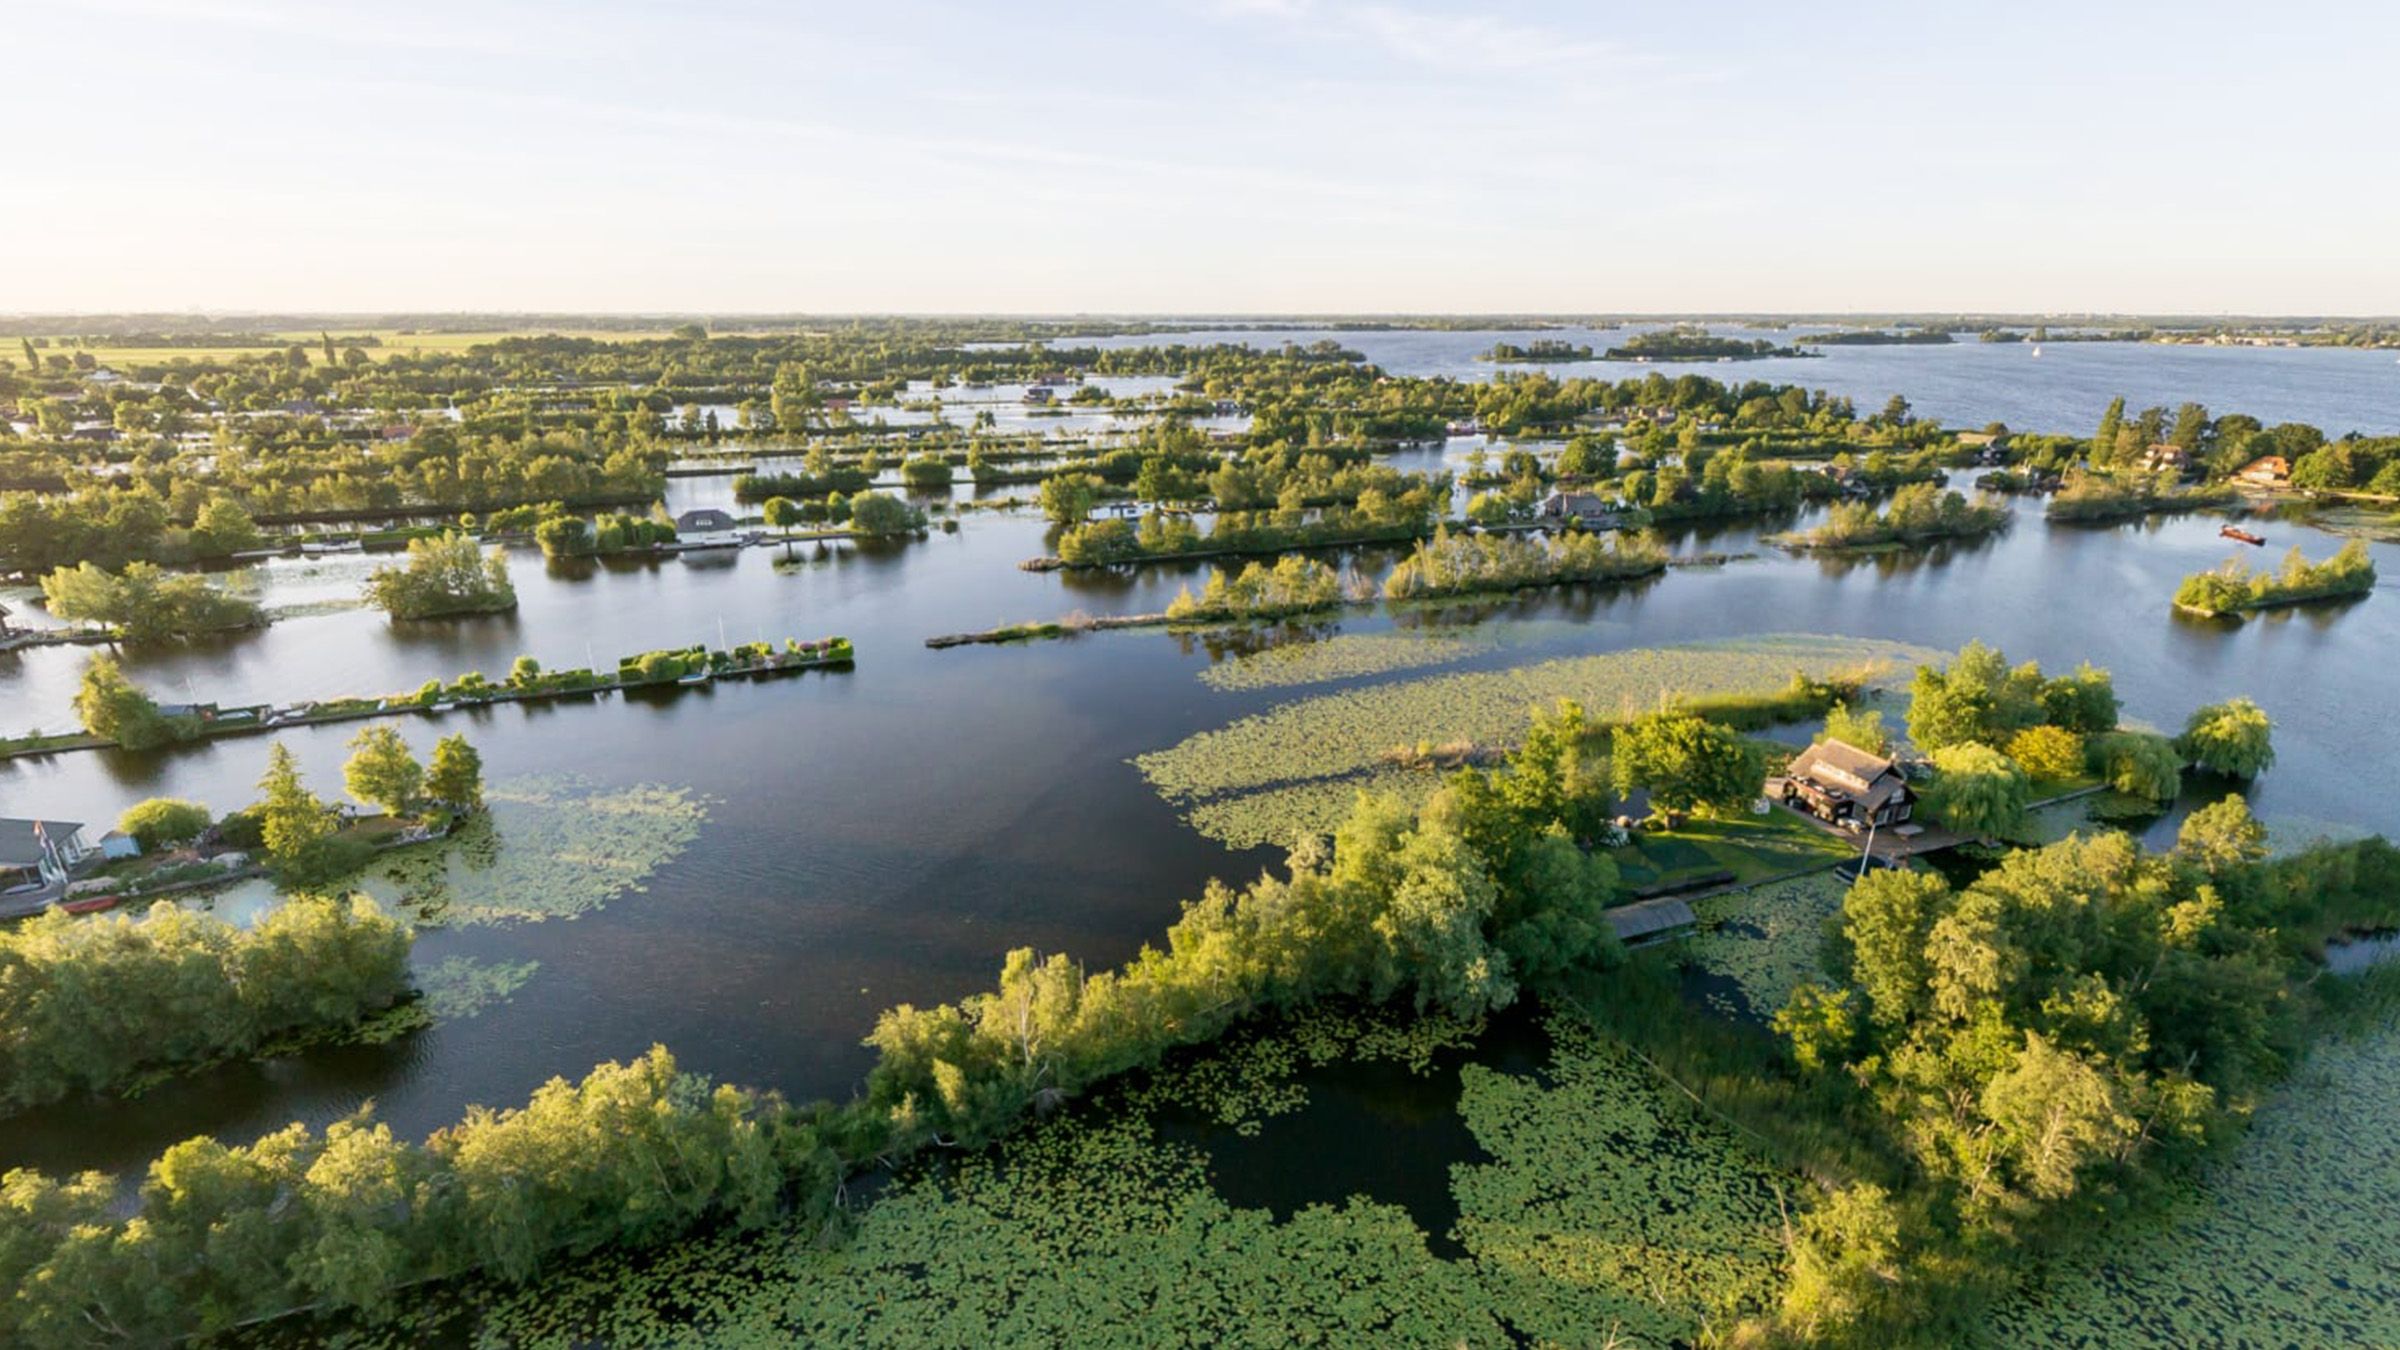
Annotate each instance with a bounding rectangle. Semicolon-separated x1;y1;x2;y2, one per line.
2220;524;2266;546
61;893;121;914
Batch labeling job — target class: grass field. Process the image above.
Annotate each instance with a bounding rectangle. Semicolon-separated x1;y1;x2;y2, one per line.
1611;809;1858;891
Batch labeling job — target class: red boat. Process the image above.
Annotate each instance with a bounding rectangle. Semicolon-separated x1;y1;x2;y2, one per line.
60;894;121;914
2220;525;2266;546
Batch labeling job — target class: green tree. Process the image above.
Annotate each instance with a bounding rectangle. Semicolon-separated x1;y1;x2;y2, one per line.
846;491;924;536
2005;724;2084;782
762;496;803;535
1038;472;1101;525
508;655;542;688
72;653;173;748
342;726;425;817
2089;730;2183;804
1609;712;1763;815
2178;697;2275;778
259;743;334;863
2176;793;2267;873
1839;867;1954;1028
117;798;212;852
1922;742;2030;839
2090;395;2126;466
1906;640;2044;751
426;734;485;811
1821;701;1888;755
1775;983;1860;1071
190;496;264;556
2038;662;2120;734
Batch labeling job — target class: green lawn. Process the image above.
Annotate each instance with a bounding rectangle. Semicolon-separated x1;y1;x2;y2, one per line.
1608;807;1859;892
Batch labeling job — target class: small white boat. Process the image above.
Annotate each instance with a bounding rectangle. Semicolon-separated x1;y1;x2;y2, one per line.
677;669;712;686
2031;345;2042;358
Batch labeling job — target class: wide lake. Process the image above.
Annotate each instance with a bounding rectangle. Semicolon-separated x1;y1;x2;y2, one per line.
2;337;2396;1186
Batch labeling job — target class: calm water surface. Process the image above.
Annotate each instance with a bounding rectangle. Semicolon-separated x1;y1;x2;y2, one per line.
2;351;2397;1179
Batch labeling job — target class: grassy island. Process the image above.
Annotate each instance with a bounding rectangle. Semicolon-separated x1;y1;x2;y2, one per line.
2175;539;2377;617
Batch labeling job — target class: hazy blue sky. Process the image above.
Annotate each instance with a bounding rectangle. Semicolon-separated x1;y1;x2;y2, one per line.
5;0;2394;313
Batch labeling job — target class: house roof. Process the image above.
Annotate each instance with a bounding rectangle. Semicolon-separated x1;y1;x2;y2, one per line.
675;508;736;529
1787;739;1908;811
0;818;85;868
1605;896;1697;944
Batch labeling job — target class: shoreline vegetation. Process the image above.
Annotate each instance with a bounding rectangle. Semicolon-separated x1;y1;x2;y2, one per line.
2042;471;2240;523
3;637;855;761
2174;538;2376;617
4;646;2390;1350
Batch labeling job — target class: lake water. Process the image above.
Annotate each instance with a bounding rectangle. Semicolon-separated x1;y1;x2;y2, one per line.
3;340;2398;1181
1078;325;2400;437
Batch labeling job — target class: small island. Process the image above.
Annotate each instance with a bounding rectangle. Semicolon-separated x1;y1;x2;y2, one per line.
2174;539;2376;617
1604;328;1812;361
1479;338;1599;363
1782;483;2010;551
1796;329;1955;346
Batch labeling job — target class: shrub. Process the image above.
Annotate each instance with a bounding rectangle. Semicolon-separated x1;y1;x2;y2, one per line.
118;798;212;852
2005;725;2084;782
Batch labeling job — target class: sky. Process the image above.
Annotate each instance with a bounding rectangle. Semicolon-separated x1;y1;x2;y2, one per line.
2;0;2395;314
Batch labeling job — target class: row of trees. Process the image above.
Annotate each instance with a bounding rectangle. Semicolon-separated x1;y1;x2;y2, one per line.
0;895;412;1116
1381;526;1668;600
1797;484;2008;549
1162;556;1345;622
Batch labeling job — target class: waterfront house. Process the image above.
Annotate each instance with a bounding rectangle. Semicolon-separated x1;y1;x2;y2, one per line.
2138;443;2193;475
0;818;99;890
0;600;17;640
1773;740;1915;829
1537;490;1618;524
2237;455;2293;488
674;507;738;536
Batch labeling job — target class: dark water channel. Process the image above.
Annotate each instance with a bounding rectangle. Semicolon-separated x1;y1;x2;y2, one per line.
3;343;2398;1184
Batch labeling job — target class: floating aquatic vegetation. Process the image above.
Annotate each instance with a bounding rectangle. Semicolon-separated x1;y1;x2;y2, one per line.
1681;872;1849;1022
364;773;708;925
1146;634;1941;849
419;955;542;1020
1195;619;1596;693
1198;628;1496;692
1451;1011;1792;1348
2261;812;2376;857
286;1001;1785;1350
1984;1005;2400;1348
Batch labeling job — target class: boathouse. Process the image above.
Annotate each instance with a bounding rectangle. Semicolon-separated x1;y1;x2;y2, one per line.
1773;739;1915;829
